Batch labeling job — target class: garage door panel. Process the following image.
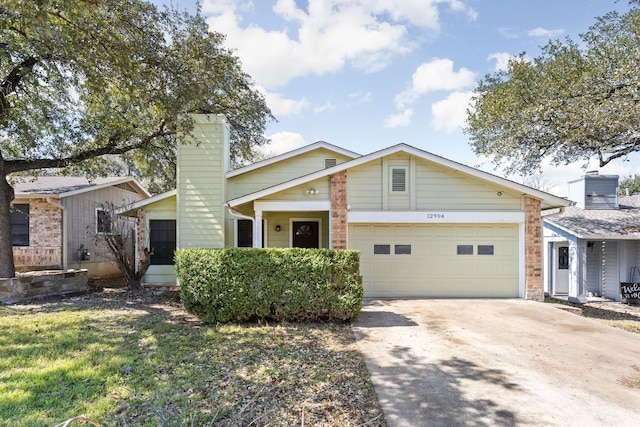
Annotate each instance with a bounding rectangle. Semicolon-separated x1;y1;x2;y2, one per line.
350;223;519;298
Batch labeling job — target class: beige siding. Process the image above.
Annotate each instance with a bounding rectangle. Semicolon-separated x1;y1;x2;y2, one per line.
347;160;383;210
262;178;330;201
177;115;228;249
346;155;522;212
414;158;522;211
228;148;352;199
63;185;145;276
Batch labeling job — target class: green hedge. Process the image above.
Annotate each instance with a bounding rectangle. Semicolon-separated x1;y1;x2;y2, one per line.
175;248;363;323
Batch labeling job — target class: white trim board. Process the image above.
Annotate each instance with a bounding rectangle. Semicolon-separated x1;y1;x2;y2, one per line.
254;200;331;212
347;211;525;224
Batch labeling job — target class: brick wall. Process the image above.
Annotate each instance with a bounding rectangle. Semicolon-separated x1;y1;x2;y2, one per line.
330;171;348;249
0;270;88;303
13;198;63;268
524;196;543;301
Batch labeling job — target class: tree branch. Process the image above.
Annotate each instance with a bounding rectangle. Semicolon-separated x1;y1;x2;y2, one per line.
4;121;169;173
0;56;37;115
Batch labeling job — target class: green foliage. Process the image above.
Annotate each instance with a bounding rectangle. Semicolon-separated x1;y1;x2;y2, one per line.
0;0;274;278
176;248;364;323
466;6;640;176
619;173;640;195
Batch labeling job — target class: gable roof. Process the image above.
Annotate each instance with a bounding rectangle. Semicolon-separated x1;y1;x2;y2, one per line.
227;143;571;210
226;141;361;178
118;189;177;216
544;194;640;239
13;176;151;198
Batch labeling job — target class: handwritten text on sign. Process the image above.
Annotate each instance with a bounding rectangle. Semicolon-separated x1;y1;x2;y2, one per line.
620;282;640;300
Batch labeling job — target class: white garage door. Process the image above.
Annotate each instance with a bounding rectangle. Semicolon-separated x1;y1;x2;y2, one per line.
349;224;519;298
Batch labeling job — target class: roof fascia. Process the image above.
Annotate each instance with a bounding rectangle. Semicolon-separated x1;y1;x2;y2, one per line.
59;177;152;198
119;189;177;216
226;141;361;178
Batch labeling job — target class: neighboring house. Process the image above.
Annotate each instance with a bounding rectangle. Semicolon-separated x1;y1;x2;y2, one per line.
125;114;570;300
12;176;150;278
543;173;640;302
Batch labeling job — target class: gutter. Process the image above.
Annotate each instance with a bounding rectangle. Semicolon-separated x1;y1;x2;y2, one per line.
46;196;67;269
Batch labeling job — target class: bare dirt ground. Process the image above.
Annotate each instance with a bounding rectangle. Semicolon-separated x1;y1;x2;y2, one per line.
353;299;640;427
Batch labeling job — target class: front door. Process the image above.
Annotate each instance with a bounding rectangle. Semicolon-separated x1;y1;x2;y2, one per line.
292;221;319;248
553;243;570;294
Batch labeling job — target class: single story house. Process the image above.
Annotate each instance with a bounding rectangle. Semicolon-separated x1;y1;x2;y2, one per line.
543;173;640;302
126;114;570;300
12;176;150;278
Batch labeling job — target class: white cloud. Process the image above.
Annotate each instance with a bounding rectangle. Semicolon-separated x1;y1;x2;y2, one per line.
394;58;476;108
347;91;372;105
385;108;415;128
261;131;307;156
431;91;473;133
487;52;512;72
528;27;564;38
202;0;475;88
313;101;336;113
264;91;310;117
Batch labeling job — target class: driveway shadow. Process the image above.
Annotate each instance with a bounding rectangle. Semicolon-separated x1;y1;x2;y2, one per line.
355;310;418;327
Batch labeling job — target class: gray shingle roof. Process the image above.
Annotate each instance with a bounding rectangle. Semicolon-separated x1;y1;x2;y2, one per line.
13;176;141;197
544;194;640;238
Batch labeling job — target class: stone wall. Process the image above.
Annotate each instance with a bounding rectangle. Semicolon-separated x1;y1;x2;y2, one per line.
525;196;543;301
330;171;348;249
0;270;88;304
13;198;63;268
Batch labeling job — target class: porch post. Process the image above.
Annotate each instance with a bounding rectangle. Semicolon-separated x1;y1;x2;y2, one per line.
254;210;263;248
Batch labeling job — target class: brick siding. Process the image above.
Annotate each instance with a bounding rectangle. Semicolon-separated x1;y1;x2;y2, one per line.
524;196;543;301
13;198;63;268
330;171;348;249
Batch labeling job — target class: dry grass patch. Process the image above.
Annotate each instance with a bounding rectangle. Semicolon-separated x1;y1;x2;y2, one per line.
0;289;385;426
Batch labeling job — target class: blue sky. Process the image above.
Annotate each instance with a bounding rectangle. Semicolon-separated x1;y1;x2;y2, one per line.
164;0;638;195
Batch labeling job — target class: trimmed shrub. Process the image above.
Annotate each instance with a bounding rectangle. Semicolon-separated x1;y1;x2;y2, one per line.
175;248;363;323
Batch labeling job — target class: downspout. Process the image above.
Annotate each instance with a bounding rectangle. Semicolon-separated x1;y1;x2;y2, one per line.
46;196;67;269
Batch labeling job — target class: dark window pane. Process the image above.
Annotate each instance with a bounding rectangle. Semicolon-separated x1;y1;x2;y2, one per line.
457;245;473;255
558;246;569;270
478;245;494;255
395;244;411;255
237;220;253;247
374;244;390;254
150;220;176;265
11;204;29;246
97;209;112;233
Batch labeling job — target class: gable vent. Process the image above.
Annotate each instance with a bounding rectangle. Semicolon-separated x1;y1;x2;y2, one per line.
324;158;337;168
391;168;406;192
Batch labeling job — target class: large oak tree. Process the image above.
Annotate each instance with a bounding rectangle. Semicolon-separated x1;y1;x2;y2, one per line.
466;4;640;176
0;0;273;278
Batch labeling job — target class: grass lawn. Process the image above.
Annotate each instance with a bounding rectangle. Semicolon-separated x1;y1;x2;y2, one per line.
0;289;385;426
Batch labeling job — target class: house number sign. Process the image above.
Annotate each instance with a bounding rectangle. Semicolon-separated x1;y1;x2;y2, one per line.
426;213;445;219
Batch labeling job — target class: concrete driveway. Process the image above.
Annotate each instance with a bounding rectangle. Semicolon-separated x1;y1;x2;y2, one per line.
352;299;640;427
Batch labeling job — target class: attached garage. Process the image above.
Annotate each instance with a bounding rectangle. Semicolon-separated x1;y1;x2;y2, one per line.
349;223;520;298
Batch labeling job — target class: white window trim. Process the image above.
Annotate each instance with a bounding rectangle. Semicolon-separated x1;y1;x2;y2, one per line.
389;166;408;194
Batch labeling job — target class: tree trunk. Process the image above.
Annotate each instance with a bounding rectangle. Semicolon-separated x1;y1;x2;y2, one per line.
0;168;16;278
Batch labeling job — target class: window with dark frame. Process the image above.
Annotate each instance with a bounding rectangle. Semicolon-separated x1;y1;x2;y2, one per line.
237;219;253;247
11;203;29;246
478;245;494;255
324;158;337;168
96;209;112;234
457;244;473;255
374;244;391;254
395;244;411;255
149;220;176;265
